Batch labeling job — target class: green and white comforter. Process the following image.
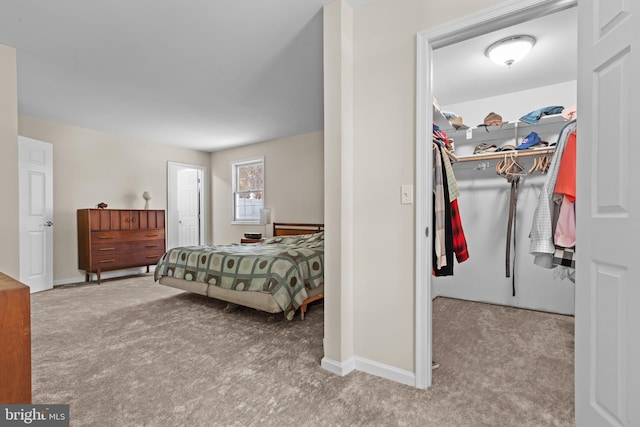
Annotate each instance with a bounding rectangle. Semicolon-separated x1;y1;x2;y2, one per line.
154;232;324;319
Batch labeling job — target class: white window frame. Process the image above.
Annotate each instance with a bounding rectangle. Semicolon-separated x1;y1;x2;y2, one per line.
231;156;265;224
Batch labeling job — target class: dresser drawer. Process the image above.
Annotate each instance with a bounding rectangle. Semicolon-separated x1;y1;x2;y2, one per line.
90;250;163;267
91;239;165;254
91;229;165;243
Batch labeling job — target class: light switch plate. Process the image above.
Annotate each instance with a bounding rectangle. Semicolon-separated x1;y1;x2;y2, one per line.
401;184;413;204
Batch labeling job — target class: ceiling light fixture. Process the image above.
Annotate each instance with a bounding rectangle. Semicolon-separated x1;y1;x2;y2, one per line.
485;35;536;68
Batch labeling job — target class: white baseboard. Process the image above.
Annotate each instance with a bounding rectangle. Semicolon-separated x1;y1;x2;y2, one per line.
321;355;416;387
321;356;355;376
54;267;153;286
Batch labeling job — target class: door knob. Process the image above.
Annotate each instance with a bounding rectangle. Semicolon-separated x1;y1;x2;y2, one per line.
44;220;53;227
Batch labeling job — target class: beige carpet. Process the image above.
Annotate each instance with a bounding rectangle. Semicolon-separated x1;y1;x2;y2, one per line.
30;275;574;426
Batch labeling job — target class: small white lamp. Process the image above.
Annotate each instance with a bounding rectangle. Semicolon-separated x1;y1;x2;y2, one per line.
142;191;152;210
260;208;272;236
485;35;536;68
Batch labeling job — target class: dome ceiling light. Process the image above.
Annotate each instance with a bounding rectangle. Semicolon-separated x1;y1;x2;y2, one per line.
485;35;536;68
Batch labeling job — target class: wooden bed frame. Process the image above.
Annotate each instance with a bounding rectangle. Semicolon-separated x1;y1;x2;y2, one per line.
158;222;324;320
273;222;324;236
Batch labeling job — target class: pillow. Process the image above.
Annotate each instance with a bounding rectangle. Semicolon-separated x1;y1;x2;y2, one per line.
262;231;324;246
291;231;325;248
262;235;299;245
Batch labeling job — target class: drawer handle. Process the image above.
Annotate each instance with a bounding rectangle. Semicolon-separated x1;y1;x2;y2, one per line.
99;248;116;251
146;255;159;259
100;259;116;263
145;245;159;248
98;235;115;239
146;234;159;237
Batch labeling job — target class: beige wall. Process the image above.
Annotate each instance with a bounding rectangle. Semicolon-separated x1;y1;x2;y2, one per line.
323;0;354;364
324;0;507;373
0;44;19;279
210;131;324;245
18;116;211;283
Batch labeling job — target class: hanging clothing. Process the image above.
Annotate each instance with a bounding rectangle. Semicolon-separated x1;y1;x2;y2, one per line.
432;137;469;276
554;131;577;202
553;130;577;248
433;145;447;269
432;124;469;276
529;120;577;268
554;196;576;248
440;147;460;201
551;131;577;279
450;198;469;263
433;147;455;276
506;179;520;296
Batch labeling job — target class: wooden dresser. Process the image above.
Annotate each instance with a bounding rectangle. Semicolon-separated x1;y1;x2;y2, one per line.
77;209;166;283
0;273;31;404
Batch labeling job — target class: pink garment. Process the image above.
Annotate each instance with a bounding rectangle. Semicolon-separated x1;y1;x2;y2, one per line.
562;103;577;121
554;196;576;248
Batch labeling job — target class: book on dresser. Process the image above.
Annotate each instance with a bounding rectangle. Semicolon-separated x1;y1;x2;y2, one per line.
77;209;166;283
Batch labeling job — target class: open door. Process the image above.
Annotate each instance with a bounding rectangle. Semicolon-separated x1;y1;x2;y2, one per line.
575;1;640;425
167;162;206;249
18;136;54;293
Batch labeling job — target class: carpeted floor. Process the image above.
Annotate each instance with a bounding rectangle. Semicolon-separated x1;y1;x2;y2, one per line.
30;274;574;426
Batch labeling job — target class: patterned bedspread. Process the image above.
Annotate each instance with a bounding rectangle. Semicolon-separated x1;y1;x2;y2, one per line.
154;232;324;319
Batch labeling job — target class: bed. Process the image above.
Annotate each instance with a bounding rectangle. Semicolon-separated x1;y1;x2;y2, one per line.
154;222;324;320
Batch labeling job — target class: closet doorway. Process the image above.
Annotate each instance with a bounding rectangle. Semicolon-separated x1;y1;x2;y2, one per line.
417;1;640;424
430;8;577;314
415;0;579;390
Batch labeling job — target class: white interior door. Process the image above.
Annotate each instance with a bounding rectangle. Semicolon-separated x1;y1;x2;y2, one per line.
167;162;206;249
18;136;53;293
177;168;200;246
575;1;639;425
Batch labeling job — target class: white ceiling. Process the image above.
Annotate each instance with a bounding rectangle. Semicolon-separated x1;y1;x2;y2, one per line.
1;2;576;152
433;6;577;106
0;0;331;152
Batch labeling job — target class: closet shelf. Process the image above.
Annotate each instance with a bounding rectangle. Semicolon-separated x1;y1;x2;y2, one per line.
453;147;555;163
433;104;457;132
433;103;568;145
460;115;566;145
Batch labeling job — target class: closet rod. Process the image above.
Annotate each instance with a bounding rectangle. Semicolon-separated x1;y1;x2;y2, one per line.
453;147;555;163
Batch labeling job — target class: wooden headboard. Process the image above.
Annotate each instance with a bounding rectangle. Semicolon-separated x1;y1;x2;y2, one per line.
273;222;324;236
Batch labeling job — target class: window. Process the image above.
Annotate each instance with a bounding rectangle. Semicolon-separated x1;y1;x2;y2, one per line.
231;157;264;223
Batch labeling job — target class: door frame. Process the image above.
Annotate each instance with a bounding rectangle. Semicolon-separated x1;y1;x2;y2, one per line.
414;0;577;389
167;162;206;249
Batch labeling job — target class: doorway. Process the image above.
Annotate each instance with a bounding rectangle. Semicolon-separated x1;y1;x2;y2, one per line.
167;162;206;249
415;0;578;390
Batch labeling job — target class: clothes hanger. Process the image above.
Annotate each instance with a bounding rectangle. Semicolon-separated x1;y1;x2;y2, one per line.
539;155;550;174
497;153;512;175
503;153;527;182
495;156;505;175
